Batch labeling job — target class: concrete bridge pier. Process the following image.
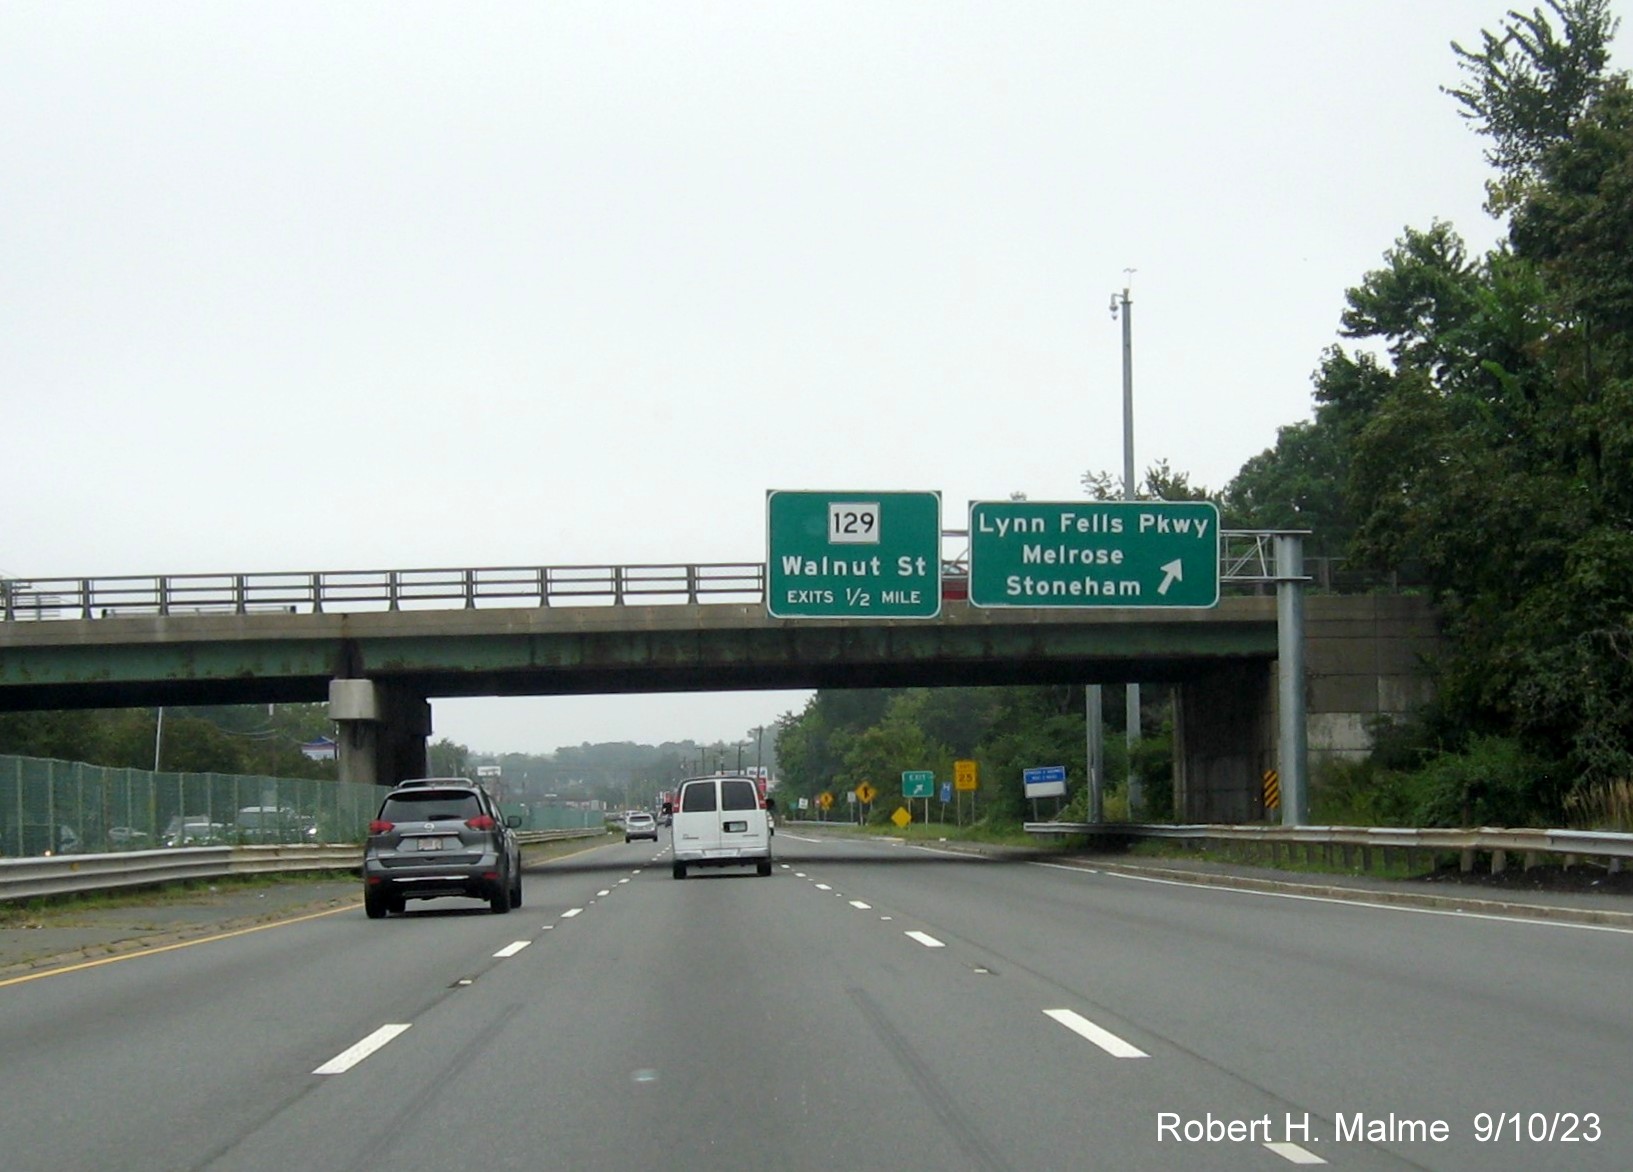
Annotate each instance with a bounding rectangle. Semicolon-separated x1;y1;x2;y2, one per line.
328;679;431;788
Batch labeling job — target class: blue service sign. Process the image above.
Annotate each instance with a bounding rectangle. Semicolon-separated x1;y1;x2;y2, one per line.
940;782;953;803
1023;764;1068;798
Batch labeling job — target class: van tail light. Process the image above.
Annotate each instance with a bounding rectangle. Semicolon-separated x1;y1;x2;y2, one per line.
466;814;496;831
368;820;394;834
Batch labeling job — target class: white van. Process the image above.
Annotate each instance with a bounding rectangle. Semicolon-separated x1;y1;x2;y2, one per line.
665;775;773;879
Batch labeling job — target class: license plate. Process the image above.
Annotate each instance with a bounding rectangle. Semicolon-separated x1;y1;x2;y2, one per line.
723;820;747;833
407;837;447;852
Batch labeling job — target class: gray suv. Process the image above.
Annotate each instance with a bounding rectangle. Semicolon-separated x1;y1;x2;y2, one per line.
363;779;523;918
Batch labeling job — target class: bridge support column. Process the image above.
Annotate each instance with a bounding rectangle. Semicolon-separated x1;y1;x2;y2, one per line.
328;679;431;788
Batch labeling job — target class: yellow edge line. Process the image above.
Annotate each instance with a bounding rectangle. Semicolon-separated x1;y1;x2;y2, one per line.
0;901;359;989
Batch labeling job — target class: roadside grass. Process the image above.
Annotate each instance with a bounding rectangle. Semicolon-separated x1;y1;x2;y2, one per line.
1124;837;1431;880
0;870;360;927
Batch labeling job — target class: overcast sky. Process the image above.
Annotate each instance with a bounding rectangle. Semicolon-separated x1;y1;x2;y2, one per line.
6;2;1621;754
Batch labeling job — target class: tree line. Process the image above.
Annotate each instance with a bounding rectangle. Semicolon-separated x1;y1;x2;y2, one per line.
0;704;341;781
778;2;1633;831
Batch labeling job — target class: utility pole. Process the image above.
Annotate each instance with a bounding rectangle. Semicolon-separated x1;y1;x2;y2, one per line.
1111;280;1141;819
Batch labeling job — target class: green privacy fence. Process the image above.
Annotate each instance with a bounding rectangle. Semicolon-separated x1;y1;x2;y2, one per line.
0;754;390;856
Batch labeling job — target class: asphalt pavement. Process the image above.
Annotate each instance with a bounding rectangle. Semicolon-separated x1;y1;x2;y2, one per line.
3;839;1630;978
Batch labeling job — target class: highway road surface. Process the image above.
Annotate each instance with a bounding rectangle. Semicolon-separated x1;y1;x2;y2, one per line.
1;831;1627;1171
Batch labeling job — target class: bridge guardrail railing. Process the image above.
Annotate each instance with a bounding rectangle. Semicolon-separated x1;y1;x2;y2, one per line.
1022;821;1633;872
2;563;772;619
0;828;608;903
3;534;1389;622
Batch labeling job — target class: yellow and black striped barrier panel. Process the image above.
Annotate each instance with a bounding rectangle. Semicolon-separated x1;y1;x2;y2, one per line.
1263;769;1281;811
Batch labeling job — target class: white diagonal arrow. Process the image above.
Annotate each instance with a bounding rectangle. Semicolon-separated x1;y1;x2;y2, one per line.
1157;559;1183;595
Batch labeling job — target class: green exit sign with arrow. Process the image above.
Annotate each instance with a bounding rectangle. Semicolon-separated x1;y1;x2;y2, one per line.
901;770;935;798
967;500;1220;609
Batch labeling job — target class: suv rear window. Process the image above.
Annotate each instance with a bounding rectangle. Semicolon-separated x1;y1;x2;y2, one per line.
680;783;717;813
380;790;482;822
721;780;758;811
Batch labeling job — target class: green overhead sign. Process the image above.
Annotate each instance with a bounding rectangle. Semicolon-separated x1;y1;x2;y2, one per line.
968;500;1220;608
766;490;942;619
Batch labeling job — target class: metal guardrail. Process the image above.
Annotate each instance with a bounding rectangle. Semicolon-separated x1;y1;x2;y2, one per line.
0;845;362;902
513;828;607;847
1023;822;1633;868
1;532;1365;622
0;829;608;902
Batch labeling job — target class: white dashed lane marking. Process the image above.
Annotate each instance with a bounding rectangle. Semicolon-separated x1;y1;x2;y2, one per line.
1266;1142;1327;1165
1043;1008;1148;1058
493;941;530;958
905;931;945;949
313;1024;412;1075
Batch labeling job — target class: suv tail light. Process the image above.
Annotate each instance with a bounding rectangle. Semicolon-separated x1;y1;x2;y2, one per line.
466;814;496;831
368;820;394;834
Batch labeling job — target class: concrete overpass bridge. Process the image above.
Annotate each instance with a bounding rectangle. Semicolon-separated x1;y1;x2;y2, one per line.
0;535;1440;822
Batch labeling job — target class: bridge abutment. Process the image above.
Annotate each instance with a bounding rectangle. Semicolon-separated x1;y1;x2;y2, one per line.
1173;661;1277;822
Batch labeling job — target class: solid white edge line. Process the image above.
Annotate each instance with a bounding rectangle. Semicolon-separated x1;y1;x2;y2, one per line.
905;930;945;948
313;1023;412;1075
493;941;531;958
1265;1141;1327;1165
1043;1008;1148;1058
1029;861;1633;935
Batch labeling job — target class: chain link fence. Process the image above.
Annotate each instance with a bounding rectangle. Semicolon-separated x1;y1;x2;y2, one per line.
0;754;389;856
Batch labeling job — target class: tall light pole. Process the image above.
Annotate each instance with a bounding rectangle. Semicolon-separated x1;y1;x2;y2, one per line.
1111;280;1142;819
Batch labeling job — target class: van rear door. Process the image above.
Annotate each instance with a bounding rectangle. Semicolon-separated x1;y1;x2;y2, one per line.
673;777;769;859
675;779;722;854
